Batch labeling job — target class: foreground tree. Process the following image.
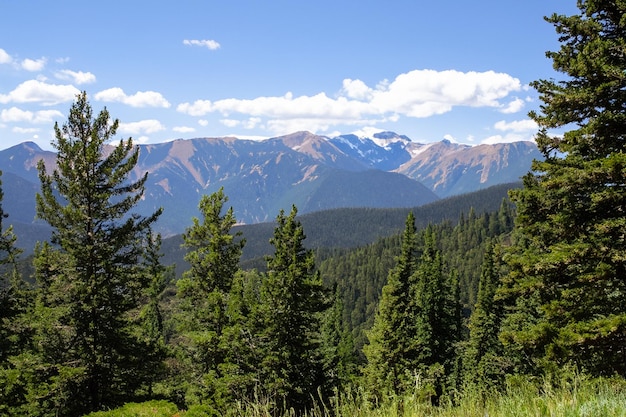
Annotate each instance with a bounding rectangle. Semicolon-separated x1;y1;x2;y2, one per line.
0;171;25;363
175;188;245;410
20;92;163;415
363;212;419;399
410;229;461;404
501;1;626;377
256;206;327;413
463;241;505;391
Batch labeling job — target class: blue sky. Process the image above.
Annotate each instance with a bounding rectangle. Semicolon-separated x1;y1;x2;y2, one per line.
0;0;578;151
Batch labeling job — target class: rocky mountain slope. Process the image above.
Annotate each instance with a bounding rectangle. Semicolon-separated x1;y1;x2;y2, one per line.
0;131;540;239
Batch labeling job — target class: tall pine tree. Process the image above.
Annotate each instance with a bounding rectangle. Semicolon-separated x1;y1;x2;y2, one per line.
26;91;163;415
0;170;25;363
464;241;505;391
256;205;327;413
363;212;419;399
175;187;245;410
411;228;460;405
501;1;626;377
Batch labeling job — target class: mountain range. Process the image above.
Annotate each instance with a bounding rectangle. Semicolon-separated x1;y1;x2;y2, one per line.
0;130;542;244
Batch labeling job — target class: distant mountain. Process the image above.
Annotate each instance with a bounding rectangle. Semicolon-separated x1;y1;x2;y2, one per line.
327;132;542;197
0;131;540;242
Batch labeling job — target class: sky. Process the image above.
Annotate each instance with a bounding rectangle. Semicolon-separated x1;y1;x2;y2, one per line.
0;0;579;151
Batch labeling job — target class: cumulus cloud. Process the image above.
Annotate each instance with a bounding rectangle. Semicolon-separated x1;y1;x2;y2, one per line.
481;133;532;144
220;119;239;128
500;97;525;113
494;119;538;132
342;79;374;100
118;119;165;135
173;126;195;133
21;57;47;72
55;69;96;84
0;107;64;124
94;88;170;108
481;119;538;144
178;69;522;134
183;39;221;50
0;48;12;64
0;80;80;105
12;126;39;134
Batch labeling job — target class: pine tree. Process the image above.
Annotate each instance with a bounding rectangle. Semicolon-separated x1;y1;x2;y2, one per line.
319;284;359;395
363;212;419;399
175;187;245;410
0;171;30;416
411;228;460;405
25;91;163;415
501;1;626;377
0;170;25;363
256;205;327;413
464;241;505;391
136;231;172;397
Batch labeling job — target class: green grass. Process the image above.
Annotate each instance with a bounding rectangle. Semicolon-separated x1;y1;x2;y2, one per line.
83;376;626;417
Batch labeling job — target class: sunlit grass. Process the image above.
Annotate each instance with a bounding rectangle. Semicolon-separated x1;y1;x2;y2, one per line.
84;375;626;417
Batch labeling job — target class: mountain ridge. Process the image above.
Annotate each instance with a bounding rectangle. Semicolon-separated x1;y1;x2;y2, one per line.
0;131;540;236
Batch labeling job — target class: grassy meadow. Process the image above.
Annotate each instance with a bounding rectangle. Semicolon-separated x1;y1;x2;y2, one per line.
86;375;626;417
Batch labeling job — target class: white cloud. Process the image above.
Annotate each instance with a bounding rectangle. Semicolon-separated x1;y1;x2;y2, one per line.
368;69;521;117
94;88;170;108
0;80;80;105
134;136;151;144
12;126;39;134
178;69;522;134
173;126;195;133
481;133;534;144
55;69;96;84
198;119;209;127
494;119;538;132
500;97;525;113
220;119;239;128
351;126;385;138
177;99;213;116
118;119;165;135
21;57;47;72
0;107;63;124
342;79;373;100
183;39;221;50
0;48;12;64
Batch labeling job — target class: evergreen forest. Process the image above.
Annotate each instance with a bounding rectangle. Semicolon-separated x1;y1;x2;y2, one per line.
2;1;626;415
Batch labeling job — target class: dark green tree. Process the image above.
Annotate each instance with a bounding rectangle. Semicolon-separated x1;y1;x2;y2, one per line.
0;170;25;363
319;284;359;395
411;228;460;405
500;1;626;377
256;205;327;413
175;187;245;410
0;171;31;416
136;231;172;397
363;212;419;399
463;241;505;391
23;91;162;415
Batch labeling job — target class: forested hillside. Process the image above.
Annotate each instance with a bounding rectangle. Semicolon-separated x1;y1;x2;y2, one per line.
2;2;626;416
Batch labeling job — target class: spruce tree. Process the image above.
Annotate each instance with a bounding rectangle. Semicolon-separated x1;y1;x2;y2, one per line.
411;228;460;405
27;91;163;415
256;205;327;413
0;171;30;416
175;187;245;410
501;1;626;377
0;170;25;363
363;212;419;399
464;241;505;391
